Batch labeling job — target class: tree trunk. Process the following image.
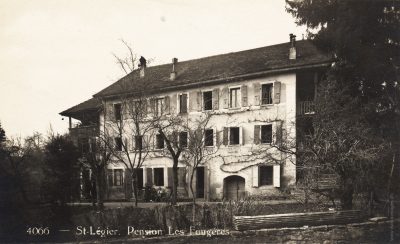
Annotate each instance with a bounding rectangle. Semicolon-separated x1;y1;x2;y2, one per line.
96;168;105;210
189;167;196;223
172;157;179;205
133;170;138;207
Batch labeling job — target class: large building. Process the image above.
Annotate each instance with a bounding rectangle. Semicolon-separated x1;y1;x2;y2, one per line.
60;35;332;201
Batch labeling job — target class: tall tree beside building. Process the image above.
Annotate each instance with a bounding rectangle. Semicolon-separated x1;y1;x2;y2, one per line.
286;0;400;204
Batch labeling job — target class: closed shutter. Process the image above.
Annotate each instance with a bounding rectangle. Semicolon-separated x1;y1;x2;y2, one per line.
189;91;197;111
241;85;248;107
125;170;133;199
212;88;219;110
196;91;202;111
275;121;283;146
170;94;177;114
253;83;261;105
203;165;209;200
222;87;229;109
254;125;261;144
223;127;228;145
146;168;153;186
252;165;259;187
164;166;169;187
274;81;281;104
164;96;170;114
273;165;280;187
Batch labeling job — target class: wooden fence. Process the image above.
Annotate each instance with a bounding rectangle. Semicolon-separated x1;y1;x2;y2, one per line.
233;210;365;231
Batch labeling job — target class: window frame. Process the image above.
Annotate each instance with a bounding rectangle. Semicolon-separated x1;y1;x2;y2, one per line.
155;134;165;149
203;90;213;111
154;97;164;116
259;165;273;186
178;93;188;114
179;131;188;148
204;128;214;147
260;124;273;144
229;86;241;109
134;135;143;150
115;136;123;151
108;168;124;187
114;103;122;121
229;127;240;145
261;83;274;105
153;167;165;186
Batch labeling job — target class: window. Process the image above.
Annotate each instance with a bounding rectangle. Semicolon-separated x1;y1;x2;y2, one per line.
261;125;273;144
108;169;124;186
204;129;214;147
153;168;164;186
115;137;122;151
230;87;240;108
261;84;273;105
259;166;273;186
179;94;188;114
114;103;122;120
156;134;164;149
135;135;143;150
229;127;240;145
179;132;188;148
203;91;213;110
154;98;164;116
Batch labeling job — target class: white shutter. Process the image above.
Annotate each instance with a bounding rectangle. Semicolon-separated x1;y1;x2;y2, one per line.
273;164;280;187
164;166;169;187
252;165;259;187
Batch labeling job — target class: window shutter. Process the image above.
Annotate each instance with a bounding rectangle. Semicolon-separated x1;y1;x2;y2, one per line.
252;165;259;187
212;88;219;110
222;87;229;109
124;137;129;151
170;94;177;114
254;125;261;144
146;168;153;186
196;91;202;111
274;81;281;104
239;127;244;145
189;91;197;111
241;85;248;107
164;96;170;114
223;127;228;146
273;164;280;187
107;102;115;121
203;166;208;200
275;121;283;146
253;83;261;105
213;127;217;147
167;167;174;187
149;99;155;114
124;170;132;197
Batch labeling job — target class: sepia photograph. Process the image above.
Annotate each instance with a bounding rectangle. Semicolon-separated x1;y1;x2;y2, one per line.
0;0;399;243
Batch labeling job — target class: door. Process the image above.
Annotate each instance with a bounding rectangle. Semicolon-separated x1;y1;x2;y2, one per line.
224;175;245;200
196;167;205;198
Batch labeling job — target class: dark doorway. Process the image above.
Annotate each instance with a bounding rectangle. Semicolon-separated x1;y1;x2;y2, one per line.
136;168;143;190
224;175;245;200
196;167;205;198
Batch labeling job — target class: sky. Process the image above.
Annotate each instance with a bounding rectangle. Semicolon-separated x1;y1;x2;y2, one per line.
0;0;306;138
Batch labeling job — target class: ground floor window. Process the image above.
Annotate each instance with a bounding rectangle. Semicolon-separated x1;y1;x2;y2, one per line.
153;168;164;186
259;166;273;186
108;169;124;186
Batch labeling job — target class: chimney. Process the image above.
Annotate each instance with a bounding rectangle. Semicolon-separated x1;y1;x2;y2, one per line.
289;33;297;60
139;56;147;78
170;57;178;81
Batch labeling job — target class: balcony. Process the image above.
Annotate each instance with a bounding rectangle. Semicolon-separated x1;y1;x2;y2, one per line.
297;101;315;116
69;124;99;138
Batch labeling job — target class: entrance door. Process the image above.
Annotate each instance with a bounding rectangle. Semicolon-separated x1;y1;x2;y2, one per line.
224;176;245;200
196;167;205;198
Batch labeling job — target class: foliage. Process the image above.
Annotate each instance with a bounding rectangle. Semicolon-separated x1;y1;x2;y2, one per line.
42;134;80;205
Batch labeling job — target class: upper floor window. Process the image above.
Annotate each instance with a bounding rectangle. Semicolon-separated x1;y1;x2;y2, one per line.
229;87;241;108
179;94;188;114
114;103;122;120
115;137;122;151
134;135;143;150
229;127;240;145
204;129;214;147
179;131;188;148
203;91;213;110
261;124;273;144
261;84;273;105
155;98;164;116
155;134;164;149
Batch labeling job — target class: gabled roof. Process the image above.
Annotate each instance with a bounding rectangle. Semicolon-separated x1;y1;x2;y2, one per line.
60;40;332;119
93;40;332;98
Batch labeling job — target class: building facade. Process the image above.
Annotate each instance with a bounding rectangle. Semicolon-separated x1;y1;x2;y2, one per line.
60;36;332;201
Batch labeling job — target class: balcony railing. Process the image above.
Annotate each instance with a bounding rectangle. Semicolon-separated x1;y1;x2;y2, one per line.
69;124;99;138
297;101;315;116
